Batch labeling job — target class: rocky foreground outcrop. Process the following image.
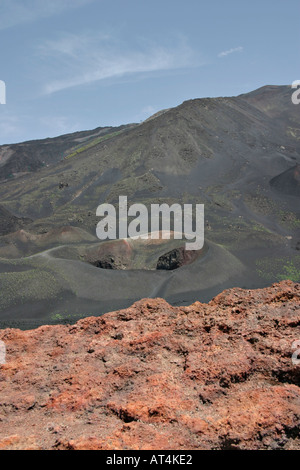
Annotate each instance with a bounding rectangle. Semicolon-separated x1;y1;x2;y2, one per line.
0;281;299;450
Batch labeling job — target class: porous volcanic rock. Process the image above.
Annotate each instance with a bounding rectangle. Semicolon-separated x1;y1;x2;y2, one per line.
0;281;299;450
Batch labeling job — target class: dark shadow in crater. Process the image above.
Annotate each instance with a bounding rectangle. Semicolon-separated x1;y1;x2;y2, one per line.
156;247;201;270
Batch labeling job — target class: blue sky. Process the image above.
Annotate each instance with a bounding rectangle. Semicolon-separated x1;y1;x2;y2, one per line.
0;0;299;145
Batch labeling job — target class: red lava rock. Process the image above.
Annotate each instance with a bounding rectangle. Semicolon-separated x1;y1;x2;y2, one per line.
0;280;299;450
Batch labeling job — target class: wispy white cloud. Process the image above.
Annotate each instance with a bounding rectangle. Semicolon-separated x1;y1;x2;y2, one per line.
0;114;21;140
0;0;94;30
141;105;157;115
218;46;244;58
0;111;81;144
135;105;158;122
37;32;198;95
40;115;82;135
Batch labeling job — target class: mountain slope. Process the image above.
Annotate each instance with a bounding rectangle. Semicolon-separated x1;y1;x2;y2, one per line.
0;124;136;181
0;85;299;325
0;205;31;236
0;86;299;222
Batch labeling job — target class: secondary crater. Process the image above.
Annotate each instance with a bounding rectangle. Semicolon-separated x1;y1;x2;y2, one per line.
84;233;208;271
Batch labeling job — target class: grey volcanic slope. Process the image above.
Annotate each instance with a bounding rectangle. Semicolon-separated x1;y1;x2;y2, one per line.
0;205;31;236
0;123;136;181
270;164;300;197
0;85;299;328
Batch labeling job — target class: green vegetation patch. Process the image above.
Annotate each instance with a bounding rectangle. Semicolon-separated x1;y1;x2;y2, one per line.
65;131;124;160
0;269;65;309
107;172;162;202
256;255;300;283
